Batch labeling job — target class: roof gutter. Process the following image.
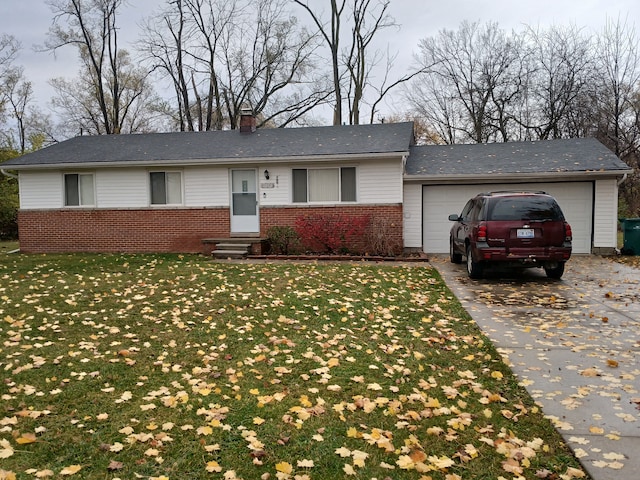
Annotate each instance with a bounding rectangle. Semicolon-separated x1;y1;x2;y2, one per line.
1;151;411;171
404;169;635;184
1;168;18;179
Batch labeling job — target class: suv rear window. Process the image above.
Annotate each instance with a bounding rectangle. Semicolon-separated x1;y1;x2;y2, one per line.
486;197;565;221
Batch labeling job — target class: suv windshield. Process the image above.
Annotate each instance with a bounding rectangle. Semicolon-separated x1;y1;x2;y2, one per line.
486;197;564;221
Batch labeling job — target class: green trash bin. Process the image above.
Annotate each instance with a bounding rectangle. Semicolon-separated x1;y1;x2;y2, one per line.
620;218;640;255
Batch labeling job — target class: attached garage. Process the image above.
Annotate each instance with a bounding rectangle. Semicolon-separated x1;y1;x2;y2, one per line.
422;182;593;254
403;139;632;255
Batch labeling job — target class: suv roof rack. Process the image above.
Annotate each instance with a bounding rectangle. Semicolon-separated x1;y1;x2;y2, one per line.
481;190;548;196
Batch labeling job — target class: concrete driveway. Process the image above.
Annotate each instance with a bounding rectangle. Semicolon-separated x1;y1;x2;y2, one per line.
432;255;640;480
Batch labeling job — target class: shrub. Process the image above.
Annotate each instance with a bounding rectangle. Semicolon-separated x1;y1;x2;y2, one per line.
294;214;370;254
366;216;402;257
0;174;19;240
266;225;301;255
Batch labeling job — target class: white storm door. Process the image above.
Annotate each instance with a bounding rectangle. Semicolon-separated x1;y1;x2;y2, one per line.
230;169;259;234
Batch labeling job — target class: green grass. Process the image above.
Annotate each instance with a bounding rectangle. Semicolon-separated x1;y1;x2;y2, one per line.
0;240;19;253
0;254;587;479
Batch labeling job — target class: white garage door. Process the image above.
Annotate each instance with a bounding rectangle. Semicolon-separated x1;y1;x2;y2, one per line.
422;182;593;254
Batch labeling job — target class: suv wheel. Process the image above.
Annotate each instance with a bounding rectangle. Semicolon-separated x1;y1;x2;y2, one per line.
450;237;462;264
544;262;565;279
466;245;483;279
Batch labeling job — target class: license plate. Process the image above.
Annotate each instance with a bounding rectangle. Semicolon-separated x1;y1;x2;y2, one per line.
517;228;534;238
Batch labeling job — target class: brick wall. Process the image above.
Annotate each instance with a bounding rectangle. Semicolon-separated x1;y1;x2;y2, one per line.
18;204;404;254
18;208;230;253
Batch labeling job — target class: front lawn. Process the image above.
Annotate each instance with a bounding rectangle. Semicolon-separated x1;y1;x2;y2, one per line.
0;255;587;479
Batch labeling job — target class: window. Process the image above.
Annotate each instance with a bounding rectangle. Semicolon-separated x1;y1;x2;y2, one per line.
150;172;182;205
64;173;95;206
292;167;356;203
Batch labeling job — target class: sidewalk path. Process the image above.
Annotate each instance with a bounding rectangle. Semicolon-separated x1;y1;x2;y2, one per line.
432;255;640;480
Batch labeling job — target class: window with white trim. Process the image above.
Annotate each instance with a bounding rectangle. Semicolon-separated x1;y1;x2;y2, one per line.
64;173;95;206
150;171;182;205
292;167;356;203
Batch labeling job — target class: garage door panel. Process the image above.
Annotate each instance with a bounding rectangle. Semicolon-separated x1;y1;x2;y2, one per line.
423;183;593;254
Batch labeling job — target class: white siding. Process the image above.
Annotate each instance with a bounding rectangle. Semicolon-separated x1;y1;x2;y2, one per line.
593;178;618;249
258;166;290;206
358;159;403;204
402;184;422;248
96;169;148;207
19;171;63;209
184;166;228;206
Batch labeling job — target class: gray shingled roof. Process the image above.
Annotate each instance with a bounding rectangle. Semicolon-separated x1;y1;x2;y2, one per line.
2;122;414;168
405;138;631;177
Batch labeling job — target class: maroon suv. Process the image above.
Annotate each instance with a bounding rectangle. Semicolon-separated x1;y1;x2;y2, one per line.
448;191;572;279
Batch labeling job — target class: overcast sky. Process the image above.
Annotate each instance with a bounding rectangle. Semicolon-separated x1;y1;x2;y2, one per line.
2;0;640;124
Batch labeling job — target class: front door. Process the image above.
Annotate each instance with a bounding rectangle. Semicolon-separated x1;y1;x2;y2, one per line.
230;169;259;234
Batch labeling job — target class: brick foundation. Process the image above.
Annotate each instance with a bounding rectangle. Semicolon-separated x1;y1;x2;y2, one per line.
18;208;230;254
18;204;404;254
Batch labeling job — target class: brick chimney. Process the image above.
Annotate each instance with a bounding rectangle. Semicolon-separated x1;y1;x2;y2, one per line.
239;107;256;133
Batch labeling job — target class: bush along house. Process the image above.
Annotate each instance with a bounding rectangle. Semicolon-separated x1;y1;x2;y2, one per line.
1;112;632;257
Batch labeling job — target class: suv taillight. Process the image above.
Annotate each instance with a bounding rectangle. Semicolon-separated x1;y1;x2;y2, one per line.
564;222;572;242
477;223;487;242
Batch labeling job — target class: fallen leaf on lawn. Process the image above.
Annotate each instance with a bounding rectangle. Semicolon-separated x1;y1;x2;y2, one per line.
563;466;586;478
297;459;314;468
206;461;223;473
107;460;123;470
16;433;37;445
59;465;82;476
275;462;293;474
0;471;16;480
0;440;14;459
34;470;54;478
336;446;351;457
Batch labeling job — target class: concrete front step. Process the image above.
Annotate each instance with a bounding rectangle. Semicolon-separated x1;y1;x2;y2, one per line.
212;249;249;259
216;243;251;250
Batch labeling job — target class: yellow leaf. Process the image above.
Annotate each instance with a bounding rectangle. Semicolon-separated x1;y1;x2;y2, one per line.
606;359;619;368
275;462;293;474
16;433;37;445
206;461;222;473
589;426;605;435
59;465;82;476
0;470;16;480
253;417;266;425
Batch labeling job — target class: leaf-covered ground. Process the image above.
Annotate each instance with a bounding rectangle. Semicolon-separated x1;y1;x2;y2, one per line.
0;254;588;479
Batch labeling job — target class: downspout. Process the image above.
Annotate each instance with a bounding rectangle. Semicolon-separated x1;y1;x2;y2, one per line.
617;173;628;186
1;168;18;179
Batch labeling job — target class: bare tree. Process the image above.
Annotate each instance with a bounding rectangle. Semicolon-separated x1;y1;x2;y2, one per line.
45;0;158;134
592;17;640;214
140;0;328;131
293;0;346;125
594;17;640;157
1;34;55;152
410;21;523;143
519;25;594;140
49;49;160;135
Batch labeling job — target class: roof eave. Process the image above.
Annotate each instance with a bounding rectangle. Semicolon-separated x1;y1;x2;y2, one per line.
7;151;410;170
404;169;634;184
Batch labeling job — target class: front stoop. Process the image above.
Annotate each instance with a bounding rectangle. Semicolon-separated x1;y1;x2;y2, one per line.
212;242;251;259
